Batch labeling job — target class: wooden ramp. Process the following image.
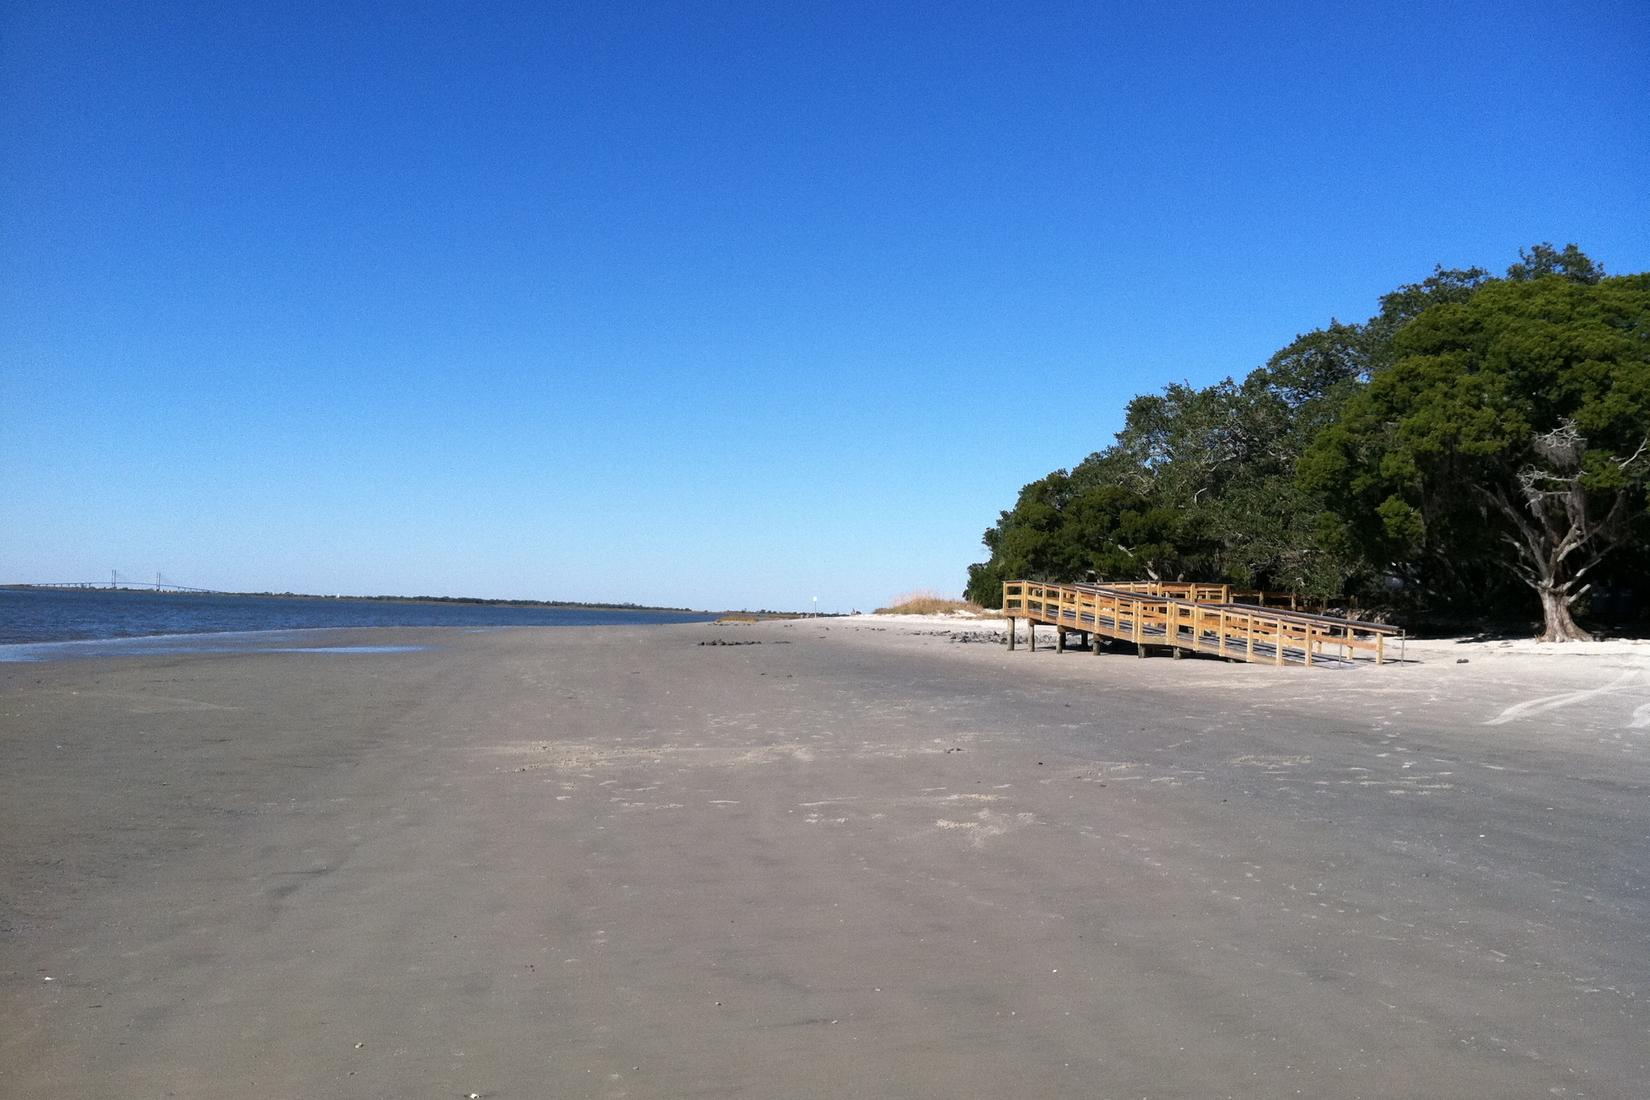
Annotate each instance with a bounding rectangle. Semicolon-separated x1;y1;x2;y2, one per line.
1002;581;1401;667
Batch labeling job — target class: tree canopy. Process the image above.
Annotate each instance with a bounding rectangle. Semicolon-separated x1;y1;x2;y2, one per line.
1302;273;1650;639
964;246;1650;640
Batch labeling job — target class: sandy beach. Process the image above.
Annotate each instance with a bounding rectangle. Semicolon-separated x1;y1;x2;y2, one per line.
3;619;1648;1098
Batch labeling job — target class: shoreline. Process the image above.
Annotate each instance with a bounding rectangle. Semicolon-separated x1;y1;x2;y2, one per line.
8;606;1646;667
0;619;717;662
0;626;447;663
0;588;726;649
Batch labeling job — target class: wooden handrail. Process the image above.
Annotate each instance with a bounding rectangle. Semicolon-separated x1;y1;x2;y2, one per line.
1001;580;1400;666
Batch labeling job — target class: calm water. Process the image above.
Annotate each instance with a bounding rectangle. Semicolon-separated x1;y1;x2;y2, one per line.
0;588;718;650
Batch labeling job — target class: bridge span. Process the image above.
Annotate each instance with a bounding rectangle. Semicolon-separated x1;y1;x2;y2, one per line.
4;572;218;594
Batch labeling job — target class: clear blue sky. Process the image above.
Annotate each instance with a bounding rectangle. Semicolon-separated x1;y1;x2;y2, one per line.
3;1;1647;611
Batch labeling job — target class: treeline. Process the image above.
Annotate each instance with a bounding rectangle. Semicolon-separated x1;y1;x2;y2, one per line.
964;245;1650;641
259;593;707;612
50;587;708;613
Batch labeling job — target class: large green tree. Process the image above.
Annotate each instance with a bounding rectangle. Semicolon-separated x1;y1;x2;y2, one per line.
963;464;1193;605
966;320;1381;606
1301;273;1650;640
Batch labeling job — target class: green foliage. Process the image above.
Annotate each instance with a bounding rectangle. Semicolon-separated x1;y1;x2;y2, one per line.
966;304;1384;602
1505;242;1604;285
1303;271;1650;634
966;244;1649;635
962;465;1194;608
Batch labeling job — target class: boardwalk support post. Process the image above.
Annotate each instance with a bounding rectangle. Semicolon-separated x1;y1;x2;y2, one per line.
1057;628;1066;653
1007;617;1016;651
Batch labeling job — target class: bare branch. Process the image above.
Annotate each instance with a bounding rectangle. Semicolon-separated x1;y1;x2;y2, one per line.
1616;436;1649;471
1485;485;1547;565
1530;419;1584;467
1496;534;1541;583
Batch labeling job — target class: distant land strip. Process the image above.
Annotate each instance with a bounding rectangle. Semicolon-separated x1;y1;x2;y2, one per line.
0;583;836;619
0;583;717;614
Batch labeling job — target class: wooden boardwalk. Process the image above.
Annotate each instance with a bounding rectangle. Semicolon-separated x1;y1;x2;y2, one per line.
1003;581;1401;667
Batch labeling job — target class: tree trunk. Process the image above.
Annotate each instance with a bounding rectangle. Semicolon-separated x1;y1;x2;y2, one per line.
1537;583;1593;643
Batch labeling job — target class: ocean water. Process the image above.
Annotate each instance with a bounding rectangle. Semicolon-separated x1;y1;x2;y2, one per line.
0;587;718;651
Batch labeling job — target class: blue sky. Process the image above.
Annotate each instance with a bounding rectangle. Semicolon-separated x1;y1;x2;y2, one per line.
3;1;1647;611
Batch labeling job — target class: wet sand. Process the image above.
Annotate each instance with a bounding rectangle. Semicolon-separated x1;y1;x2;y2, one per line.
3;621;1647;1098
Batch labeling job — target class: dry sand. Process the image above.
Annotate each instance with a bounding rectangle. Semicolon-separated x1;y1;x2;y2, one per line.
3;619;1648;1097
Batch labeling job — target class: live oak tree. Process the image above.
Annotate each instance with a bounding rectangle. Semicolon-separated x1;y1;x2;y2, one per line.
1301;273;1650;640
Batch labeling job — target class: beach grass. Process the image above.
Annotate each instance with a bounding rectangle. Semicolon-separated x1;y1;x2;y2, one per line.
874;589;999;616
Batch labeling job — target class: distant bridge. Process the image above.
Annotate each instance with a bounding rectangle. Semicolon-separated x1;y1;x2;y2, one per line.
5;571;219;594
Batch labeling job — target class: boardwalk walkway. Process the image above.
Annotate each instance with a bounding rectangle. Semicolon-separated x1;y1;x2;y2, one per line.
1003;580;1401;667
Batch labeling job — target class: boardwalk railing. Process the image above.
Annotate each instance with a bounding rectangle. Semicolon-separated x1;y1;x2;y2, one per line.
1093;580;1233;604
1002;580;1402;667
1088;582;1352;614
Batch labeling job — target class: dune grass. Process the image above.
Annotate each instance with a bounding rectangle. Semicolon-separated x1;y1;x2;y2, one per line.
874;589;999;616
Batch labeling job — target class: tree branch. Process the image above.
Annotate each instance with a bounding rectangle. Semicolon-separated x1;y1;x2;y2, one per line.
1616;436;1649;471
